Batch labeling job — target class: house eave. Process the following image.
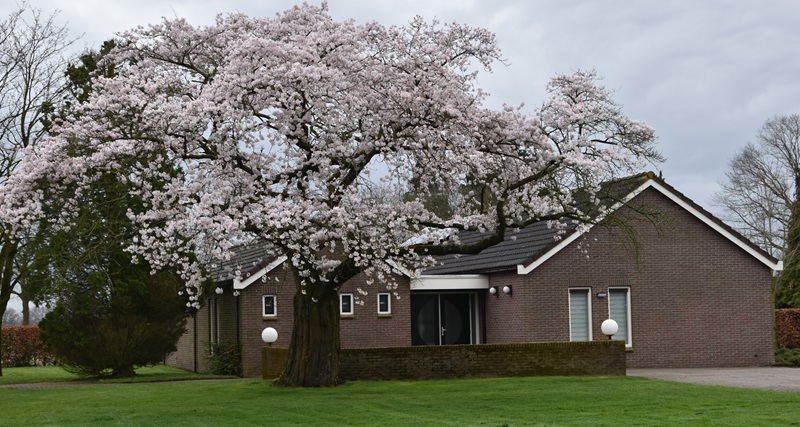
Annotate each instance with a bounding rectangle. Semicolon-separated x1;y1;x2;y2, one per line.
411;274;489;290
233;255;288;290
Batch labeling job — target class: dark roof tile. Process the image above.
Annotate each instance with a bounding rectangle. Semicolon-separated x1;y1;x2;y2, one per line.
210;240;278;283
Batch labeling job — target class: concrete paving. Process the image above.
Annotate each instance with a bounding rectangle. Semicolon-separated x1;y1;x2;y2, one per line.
628;367;800;393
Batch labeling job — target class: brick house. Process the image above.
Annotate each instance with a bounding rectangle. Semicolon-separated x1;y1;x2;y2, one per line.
166;172;782;377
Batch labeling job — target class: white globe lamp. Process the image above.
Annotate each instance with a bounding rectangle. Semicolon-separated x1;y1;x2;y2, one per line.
261;327;278;347
601;319;618;340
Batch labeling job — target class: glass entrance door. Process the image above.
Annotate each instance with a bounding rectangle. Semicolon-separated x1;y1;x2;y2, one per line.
411;293;475;345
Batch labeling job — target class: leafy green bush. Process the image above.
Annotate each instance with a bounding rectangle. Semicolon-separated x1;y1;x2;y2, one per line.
774;347;800;367
208;340;242;376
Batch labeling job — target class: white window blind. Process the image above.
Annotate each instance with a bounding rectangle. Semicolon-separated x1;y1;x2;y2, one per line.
609;288;631;345
569;289;591;341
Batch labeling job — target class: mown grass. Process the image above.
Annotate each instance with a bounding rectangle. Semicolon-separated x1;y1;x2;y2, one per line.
0;365;230;386
0;366;79;385
97;364;234;383
1;373;800;426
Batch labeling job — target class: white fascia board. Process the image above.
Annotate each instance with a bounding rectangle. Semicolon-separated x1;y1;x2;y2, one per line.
517;179;783;275
386;260;417;278
517;180;651;275
233;255;288;290
411;275;489;290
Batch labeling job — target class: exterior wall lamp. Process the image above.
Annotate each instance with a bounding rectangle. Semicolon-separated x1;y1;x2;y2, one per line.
502;285;512;296
261;327;278;347
489;286;498;297
601;319;618;340
596;292;607;298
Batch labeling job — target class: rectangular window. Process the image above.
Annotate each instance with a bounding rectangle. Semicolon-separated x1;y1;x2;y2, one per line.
608;288;632;346
378;293;391;315
340;293;354;316
569;288;592;342
210;298;220;344
263;295;277;317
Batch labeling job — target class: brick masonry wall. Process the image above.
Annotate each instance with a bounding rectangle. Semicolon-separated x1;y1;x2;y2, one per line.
165;315;199;372
170;186;776;375
337;275;411;349
235;265;411;377
238;264;296;377
166;292;240;374
170;267;412;377
263;341;626;380
486;188;775;368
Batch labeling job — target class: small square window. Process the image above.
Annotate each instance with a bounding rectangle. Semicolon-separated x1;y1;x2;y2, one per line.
263;295;277;317
340;293;354;316
378;293;391;315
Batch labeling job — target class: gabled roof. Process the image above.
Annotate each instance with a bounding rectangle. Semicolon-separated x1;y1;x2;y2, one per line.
425;172;783;275
211;172;782;287
421;220;574;275
210;240;283;285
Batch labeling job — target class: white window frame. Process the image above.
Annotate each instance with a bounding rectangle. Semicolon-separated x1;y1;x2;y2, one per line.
608;287;632;347
340;293;354;316
568;288;593;342
210;298;219;344
377;293;391;315
262;295;277;318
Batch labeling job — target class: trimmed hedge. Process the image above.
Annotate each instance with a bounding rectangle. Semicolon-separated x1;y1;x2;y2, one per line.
1;326;57;367
776;309;800;349
263;341;626;381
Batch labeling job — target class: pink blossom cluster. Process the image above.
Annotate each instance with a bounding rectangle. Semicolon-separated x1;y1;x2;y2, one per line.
0;4;658;305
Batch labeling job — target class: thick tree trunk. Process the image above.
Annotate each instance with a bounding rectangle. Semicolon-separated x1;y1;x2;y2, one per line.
0;237;19;377
0;306;5;377
112;364;136;378
21;294;30;326
279;281;341;387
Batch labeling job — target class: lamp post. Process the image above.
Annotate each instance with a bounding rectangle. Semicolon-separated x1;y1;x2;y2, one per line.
261;327;279;379
601;319;618;340
261;327;278;347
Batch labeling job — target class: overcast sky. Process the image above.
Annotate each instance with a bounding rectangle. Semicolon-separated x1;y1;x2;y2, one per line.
5;0;800;212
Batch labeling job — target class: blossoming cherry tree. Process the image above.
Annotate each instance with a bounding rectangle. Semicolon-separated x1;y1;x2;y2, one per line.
0;4;658;386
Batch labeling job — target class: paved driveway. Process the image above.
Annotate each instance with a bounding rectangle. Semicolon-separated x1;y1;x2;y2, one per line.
628;367;800;392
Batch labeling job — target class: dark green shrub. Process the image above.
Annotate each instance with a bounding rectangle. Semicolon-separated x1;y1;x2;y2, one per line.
39;270;189;378
774;347;800;367
208;340;242;376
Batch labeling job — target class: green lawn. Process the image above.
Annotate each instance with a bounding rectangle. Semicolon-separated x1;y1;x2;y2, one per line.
0;365;79;385
1;372;799;426
0;365;230;386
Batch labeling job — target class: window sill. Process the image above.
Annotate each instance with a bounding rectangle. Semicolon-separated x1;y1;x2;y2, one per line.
378;313;392;318
340;314;355;319
262;316;278;321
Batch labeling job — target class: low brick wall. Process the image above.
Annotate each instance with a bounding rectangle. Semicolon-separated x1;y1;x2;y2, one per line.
261;346;289;379
263;341;626;380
